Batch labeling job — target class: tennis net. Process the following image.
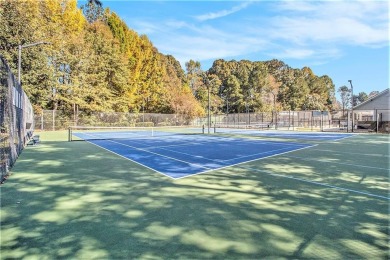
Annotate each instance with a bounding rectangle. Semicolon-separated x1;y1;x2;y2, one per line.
68;126;205;141
214;124;269;134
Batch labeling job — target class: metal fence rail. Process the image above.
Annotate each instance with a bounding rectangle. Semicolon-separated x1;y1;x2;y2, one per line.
35;109;389;134
203;110;389;133
34;110;195;130
0;55;34;182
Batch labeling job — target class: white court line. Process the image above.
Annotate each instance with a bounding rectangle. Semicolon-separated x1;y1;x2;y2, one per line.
118;139;219;162
221;130;355;141
77;132;388;199
113;137;313;163
81;139;177;180
283;155;388;171
163;143;308;163
77;132;214;177
172;144;315;180
220;146;311;162
78;131;309;148
330;136;390;146
95;137;389;199
240;166;390;201
108;138;310;165
77;133;314;180
107;139;212;170
308;148;390;158
76;134;210;179
120;138;208;150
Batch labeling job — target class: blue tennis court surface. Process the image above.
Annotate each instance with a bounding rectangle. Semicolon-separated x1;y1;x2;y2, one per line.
216;129;353;141
75;134;314;179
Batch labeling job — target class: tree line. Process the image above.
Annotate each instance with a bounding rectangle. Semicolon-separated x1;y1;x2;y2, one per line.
0;0;375;120
188;59;339;115
0;0;202;119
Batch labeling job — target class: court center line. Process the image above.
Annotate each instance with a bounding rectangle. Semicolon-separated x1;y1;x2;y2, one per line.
115;139;218;162
220;146;312;162
77;133;388;195
80;131;311;148
156;144;305;163
114;137;312;163
117;138;214;150
79;132;285;169
80;133;316;179
240;166;390;201
172;145;316;180
79;132;213;170
82;132;383;182
107;139;213;170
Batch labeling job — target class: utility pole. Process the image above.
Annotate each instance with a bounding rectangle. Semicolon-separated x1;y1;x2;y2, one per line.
205;77;216;134
348;80;354;133
271;92;277;129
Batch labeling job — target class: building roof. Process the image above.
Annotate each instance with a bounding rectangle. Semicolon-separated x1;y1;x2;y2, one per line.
353;88;389;110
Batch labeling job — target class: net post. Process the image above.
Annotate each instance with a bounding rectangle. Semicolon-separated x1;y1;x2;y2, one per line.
68;127;72;142
202;124;205;134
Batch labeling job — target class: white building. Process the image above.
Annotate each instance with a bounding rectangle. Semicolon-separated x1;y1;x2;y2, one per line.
353;88;389;120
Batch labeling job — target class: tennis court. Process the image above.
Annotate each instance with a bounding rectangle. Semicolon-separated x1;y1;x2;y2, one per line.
72;127;315;179
216;128;353;141
1;130;389;259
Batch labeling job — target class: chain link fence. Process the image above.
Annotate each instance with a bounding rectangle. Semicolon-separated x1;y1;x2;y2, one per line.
34;110;197;130
208;110;389;133
203;111;332;130
0;55;34;182
35;109;389;134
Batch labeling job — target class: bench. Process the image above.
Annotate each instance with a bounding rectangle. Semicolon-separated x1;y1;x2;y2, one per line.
27;135;40;146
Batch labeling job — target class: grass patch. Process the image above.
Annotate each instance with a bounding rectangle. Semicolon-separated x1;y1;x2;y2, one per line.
1;131;388;259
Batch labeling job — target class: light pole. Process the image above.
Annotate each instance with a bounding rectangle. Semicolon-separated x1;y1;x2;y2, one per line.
348;80;354;133
208;85;211;133
18;41;50;85
260;89;277;129
248;89;253;125
220;85;229;118
224;94;229;126
205;77;216;134
142;96;149;124
270;92;277;129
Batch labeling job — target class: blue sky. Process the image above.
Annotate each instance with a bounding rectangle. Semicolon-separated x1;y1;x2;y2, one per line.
81;0;389;97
